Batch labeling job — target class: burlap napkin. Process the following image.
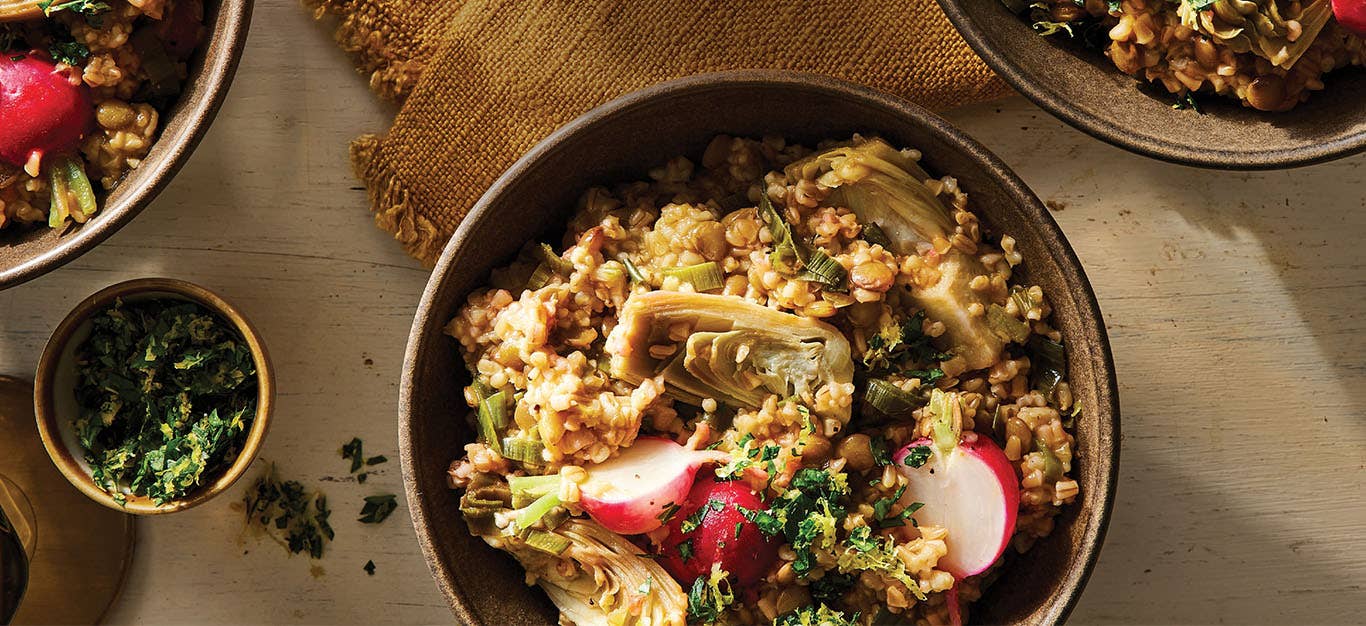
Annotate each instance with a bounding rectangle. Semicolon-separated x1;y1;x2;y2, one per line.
308;0;1010;264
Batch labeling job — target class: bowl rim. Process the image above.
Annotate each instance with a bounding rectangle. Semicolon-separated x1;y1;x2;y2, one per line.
0;0;255;291
935;0;1366;170
400;69;1120;625
33;277;274;515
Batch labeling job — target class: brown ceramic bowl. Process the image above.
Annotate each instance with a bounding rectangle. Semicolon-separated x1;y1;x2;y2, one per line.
400;71;1120;625
938;0;1366;169
34;277;274;515
0;0;253;290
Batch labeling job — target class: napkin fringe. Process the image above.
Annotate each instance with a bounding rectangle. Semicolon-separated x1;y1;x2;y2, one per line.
351;135;445;265
304;0;429;102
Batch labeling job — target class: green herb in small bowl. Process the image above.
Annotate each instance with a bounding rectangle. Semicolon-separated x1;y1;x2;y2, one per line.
35;278;274;515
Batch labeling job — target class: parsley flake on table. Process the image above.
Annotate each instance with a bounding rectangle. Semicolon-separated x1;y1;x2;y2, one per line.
243;464;333;559
341;437;388;483
363;560;376;576
358;494;398;524
74;298;257;505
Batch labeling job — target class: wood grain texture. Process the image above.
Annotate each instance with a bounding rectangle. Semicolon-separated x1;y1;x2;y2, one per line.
0;0;1362;623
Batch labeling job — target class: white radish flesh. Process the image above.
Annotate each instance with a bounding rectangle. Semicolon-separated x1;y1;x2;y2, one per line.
577;437;726;535
894;434;1020;577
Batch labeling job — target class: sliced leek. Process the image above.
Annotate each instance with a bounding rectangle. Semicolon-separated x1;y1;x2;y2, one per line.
662;262;724;292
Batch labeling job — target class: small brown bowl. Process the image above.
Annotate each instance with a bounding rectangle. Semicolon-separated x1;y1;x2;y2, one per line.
400;71;1120;625
0;0;254;290
33;277;274;515
937;0;1366;169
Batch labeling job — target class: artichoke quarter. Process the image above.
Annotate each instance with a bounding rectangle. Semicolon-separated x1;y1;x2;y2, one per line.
1179;0;1335;69
459;475;687;626
604;291;854;423
788;138;1007;371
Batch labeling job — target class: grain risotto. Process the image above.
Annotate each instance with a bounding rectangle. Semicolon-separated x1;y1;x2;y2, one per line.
0;0;203;230
1010;0;1365;110
446;135;1081;626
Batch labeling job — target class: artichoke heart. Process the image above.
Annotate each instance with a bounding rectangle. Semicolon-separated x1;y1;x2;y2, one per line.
606;291;853;422
791;138;1007;371
1181;0;1334;69
460;474;686;626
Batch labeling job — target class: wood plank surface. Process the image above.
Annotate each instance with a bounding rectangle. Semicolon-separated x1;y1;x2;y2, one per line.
0;0;1361;623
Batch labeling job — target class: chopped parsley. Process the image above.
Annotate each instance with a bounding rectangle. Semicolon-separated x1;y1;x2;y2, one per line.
340;438;365;473
1172;90;1204;113
677;538;694;562
36;0;109;16
861;311;950;380
870;436;892;467
680;499;724;533
657;501;681;523
737;468;849;576
845;525;879;552
871;483;924;529
809;571;856;605
357;494;398;524
363;560;376;575
73;298;257;505
48;40;89;66
686;568;735;624
774;604;860;626
340;437;387;483
243;464;333;559
902;445;933;468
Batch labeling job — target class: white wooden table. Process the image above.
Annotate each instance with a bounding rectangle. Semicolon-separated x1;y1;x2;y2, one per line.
1;0;1363;623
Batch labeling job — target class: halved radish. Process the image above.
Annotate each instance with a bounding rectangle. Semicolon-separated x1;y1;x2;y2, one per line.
893;434;1019;577
1333;0;1366;37
578;437;728;535
656;476;778;589
0;52;93;174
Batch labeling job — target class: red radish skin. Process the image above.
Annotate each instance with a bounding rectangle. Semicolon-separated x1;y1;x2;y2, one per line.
577;437;728;535
1333;0;1366;37
893;434;1020;577
656;476;778;589
0;53;94;174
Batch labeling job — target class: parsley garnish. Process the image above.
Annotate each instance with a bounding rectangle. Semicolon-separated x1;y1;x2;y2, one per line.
48;40;88;65
358;494;398;524
657;501;681;523
243;464;333;559
74;298;257;505
341;438;365;473
36;0;109;16
1172;90;1204;113
677;538;694;562
871;484;924;529
687;569;735;624
774;604;859;626
903;445;933;468
810;571;856;605
846;525;878;552
862;311;951;374
870;436;892;467
681;499;724;533
341;437;387;483
363;560;376;575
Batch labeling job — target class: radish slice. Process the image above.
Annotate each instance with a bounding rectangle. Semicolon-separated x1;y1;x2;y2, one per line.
893;434;1019;577
578;437;727;535
1333;0;1366;37
0;53;94;173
